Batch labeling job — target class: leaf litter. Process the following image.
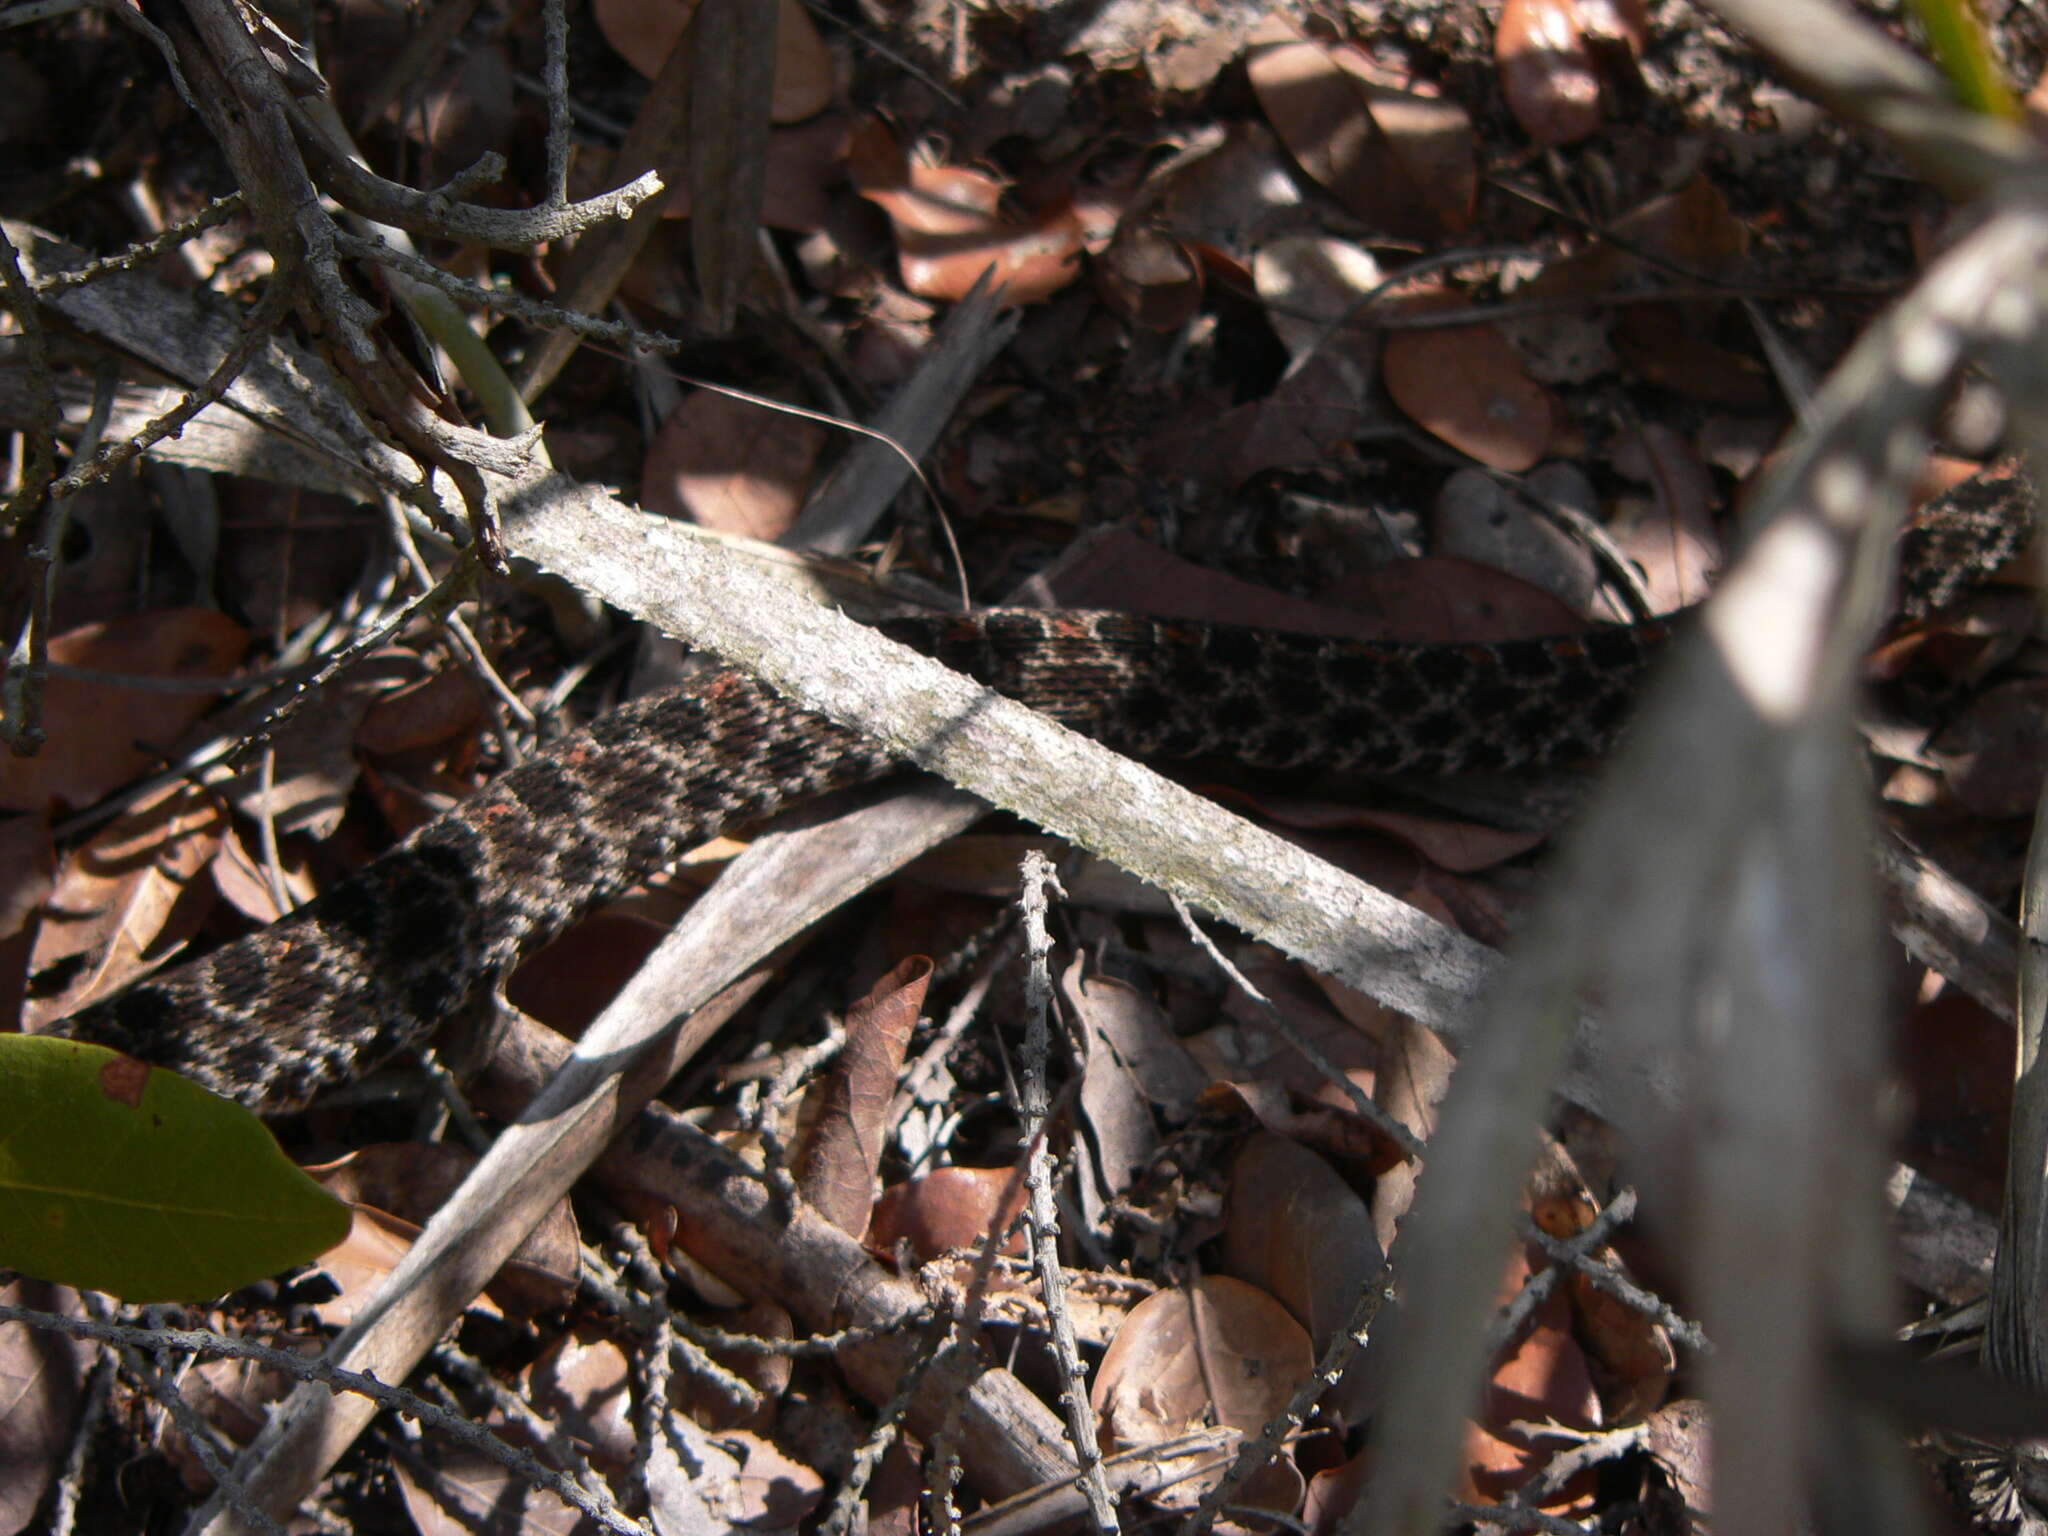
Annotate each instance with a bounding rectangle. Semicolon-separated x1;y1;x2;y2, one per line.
0;0;2039;1530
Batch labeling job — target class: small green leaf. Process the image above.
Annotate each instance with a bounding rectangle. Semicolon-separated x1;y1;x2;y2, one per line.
1908;0;2019;120
0;1037;351;1302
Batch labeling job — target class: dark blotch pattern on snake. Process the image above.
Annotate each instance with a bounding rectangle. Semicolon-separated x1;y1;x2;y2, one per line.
53;458;2029;1113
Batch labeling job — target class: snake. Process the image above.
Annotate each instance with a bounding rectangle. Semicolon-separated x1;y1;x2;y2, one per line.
48;457;2031;1114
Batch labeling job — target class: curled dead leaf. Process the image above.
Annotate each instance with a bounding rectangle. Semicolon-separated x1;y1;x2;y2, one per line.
1094;222;1202;330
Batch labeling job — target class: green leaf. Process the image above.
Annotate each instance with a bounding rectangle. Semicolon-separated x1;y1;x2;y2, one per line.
0;1037;351;1302
1908;0;2019;120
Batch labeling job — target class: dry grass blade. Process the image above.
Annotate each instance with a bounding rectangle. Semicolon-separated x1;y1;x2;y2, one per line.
1351;203;2048;1536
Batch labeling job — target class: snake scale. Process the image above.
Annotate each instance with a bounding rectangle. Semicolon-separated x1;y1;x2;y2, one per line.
49;459;2031;1114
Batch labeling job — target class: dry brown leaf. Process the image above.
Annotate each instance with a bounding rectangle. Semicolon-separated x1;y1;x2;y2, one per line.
849;120;1087;305
1221;1133;1384;1425
1145;120;1304;262
656;1425;825;1531
0;1280;92;1536
1252;233;1383;365
1526;1139;1675;1421
593;0;832;123
1247;36;1475;239
209;822;316;926
1384;305;1558;471
656;113;852;233
1930;678;2048;818
868;1166;1026;1262
354;667;487;757
1259;801;1545;874
1068;961;1206;1215
1643;1398;1712;1526
1899;991;2009;1213
25;780;225;1025
1093;221;1202;330
1370;1016;1456;1254
793;956;932;1236
1461;1246;1602;1510
1610;302;1774;407
393;1442;584;1536
405;39;514;182
641;388;830;539
0;608;247;813
1608;176;1748;274
527;1329;635;1468
507;909;670;1035
1496;0;1648;149
1497;0;1605;147
160;1342;321;1494
226;649;419;841
0;812;54;943
669;1297;794;1432
1607;424;1724;614
305;1208;421;1329
1091;1275;1313;1512
307;1144;580;1321
1432;465;1599;612
1325;553;1587;642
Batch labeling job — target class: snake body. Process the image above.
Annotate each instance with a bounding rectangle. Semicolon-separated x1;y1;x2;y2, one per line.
53;609;1659;1112
50;459;2030;1114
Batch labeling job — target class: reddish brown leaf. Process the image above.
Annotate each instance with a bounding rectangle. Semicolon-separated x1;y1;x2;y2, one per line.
793;956;933;1236
0;608;247;812
1093;1276;1314;1512
593;0;832;123
1463;1247;1602;1509
354;667;486;756
1222;1133;1385;1424
25;781;225;1025
641;388;830;539
850;124;1088;304
1248;37;1476;239
1384;305;1558;471
1497;0;1603;147
868;1166;1026;1261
